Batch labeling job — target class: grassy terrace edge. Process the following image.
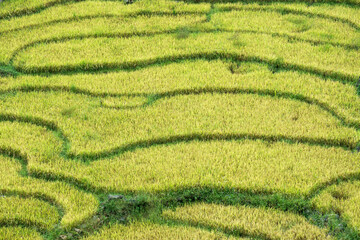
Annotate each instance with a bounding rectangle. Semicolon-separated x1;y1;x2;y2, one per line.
0;0;359;239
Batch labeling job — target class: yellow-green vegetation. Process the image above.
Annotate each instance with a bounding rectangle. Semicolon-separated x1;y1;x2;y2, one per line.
0;196;59;230
84;222;245;240
0;0;61;18
2;60;360;126
313;181;360;232
32;140;360;194
0;0;359;239
163;203;333;239
0;0;209;23
0;226;42;240
1;119;359;195
0;15;206;63
2;92;359;155
0;153;98;229
12;32;360;80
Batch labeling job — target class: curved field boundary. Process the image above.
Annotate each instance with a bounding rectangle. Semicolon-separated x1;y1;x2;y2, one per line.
9;27;359;67
0;151;64;231
1;5;358;36
0;0;359;21
1;84;359;161
1;85;359;129
0;146;98;230
1;137;360;238
0;146;66;218
0;195;60;231
11;50;357;88
0;193;63;228
1;121;360;200
1;117;359;238
1;1;359;238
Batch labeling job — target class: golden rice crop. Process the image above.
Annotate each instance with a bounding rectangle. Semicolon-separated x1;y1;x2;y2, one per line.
0;196;59;230
2;59;360;127
0;0;359;238
83;221;246;240
1;92;358;155
0;14;206;63
0;226;42;240
0;152;98;229
163;203;333;239
210;10;358;45
2;121;359;195
52;140;360;194
13;32;359;80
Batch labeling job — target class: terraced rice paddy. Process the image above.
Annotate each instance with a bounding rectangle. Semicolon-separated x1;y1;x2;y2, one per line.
0;0;359;239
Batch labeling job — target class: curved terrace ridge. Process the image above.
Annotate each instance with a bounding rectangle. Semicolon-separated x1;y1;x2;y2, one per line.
9;29;360;68
1;85;359;129
1;5;358;35
1;84;359;161
1;0;359;239
10;52;358;88
1;139;360;238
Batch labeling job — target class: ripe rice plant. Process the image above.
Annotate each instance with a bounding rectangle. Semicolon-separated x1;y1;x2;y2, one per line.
0;0;359;239
0;196;59;230
1;92;359;155
162;203;333;239
0;227;42;240
83;222;244;239
12;32;360;80
0;153;98;229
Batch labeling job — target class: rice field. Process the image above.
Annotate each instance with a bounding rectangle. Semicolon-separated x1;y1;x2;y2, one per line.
0;0;359;239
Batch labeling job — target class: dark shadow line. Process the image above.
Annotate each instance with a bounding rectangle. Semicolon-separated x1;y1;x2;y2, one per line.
0;85;147;98
156;185;360;239
0;11;204;36
0;113;70;158
9;29;359;67
2;144;360;238
0;191;64;230
11;51;357;88
69;133;356;161
307;172;360;199
0;148;65;217
0;147;28;176
1;86;359;161
3;85;358;127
